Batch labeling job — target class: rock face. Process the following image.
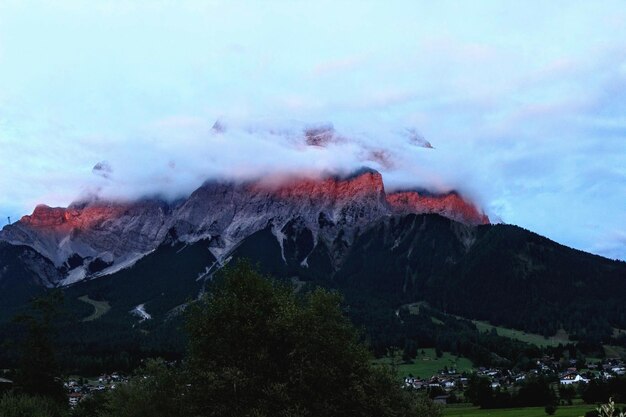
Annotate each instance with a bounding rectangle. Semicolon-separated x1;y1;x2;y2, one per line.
2;200;173;275
386;191;489;225
0;169;488;285
169;169;389;263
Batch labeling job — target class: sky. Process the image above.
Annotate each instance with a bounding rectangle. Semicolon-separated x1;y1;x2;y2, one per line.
0;1;625;260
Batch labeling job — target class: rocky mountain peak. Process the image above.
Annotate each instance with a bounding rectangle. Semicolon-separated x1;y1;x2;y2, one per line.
247;169;385;203
21;205;68;227
21;202;140;231
1;168;489;285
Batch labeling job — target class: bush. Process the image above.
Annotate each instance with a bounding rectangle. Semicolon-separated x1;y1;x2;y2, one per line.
100;359;183;417
0;393;67;417
545;404;557;415
595;398;625;417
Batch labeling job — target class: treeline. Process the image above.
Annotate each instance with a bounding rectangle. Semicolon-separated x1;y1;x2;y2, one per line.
332;216;626;346
0;306;185;375
0;262;441;417
343;289;589;371
580;377;626;404
465;373;626;411
465;374;557;409
423;224;626;343
0;275;608;378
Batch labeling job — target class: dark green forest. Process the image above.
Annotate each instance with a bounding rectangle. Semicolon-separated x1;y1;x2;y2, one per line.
1;262;442;417
1;214;625;376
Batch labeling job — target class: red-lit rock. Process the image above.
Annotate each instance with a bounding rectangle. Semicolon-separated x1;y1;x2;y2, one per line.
387;191;489;225
21;203;130;230
248;170;385;202
21;205;68;227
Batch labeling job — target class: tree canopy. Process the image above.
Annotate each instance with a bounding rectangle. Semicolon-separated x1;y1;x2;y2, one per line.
96;261;441;417
180;260;439;417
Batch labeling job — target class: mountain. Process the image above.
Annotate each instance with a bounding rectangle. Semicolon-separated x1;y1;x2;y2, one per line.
0;168;487;286
1;168;625;369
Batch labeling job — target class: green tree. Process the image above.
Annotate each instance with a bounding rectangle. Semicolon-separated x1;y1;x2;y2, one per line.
184;260;441;417
465;374;493;408
545;403;557;415
99;359;182;417
12;291;66;404
70;391;109;417
559;384;576;405
516;375;556;407
0;393;66;417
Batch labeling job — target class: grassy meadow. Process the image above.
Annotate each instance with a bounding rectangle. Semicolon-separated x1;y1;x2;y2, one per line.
78;295;111;322
471;320;570;347
377;348;474;378
443;404;604;417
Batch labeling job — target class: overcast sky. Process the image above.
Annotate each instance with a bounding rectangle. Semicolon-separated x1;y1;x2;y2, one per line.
1;1;625;260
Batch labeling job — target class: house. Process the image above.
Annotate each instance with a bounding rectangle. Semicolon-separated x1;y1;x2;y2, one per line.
68;393;82;407
403;377;426;390
611;367;625;376
560;373;589;385
442;379;455;389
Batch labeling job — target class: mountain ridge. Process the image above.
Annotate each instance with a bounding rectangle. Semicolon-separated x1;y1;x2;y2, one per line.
0;168;488;286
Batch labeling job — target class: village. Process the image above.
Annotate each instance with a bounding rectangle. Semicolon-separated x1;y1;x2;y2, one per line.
63;372;129;408
51;356;626;408
402;356;626;405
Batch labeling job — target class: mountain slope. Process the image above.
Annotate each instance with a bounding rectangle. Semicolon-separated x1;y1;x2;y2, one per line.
31;211;623;355
1;210;624;373
0;242;61;320
1;169;624;364
222;213;626;341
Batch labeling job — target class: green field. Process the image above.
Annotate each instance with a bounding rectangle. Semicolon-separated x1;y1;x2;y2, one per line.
472;320;625;358
78;295;111;321
377;348;474;378
443;404;600;417
407;302;571;348
472;320;570;347
604;344;626;359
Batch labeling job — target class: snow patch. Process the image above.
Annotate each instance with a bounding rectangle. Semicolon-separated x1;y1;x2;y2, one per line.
59;266;87;286
196;265;211;281
92;251;153;278
130;304;152;321
271;224;287;263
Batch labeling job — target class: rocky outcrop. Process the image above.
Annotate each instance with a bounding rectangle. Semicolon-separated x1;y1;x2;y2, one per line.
387;191;489;225
21;205;68;227
171;169;389;261
2;200;172;269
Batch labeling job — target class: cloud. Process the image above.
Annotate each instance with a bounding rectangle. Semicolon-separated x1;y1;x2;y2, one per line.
92;161;112;179
1;1;626;261
75;117;445;203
